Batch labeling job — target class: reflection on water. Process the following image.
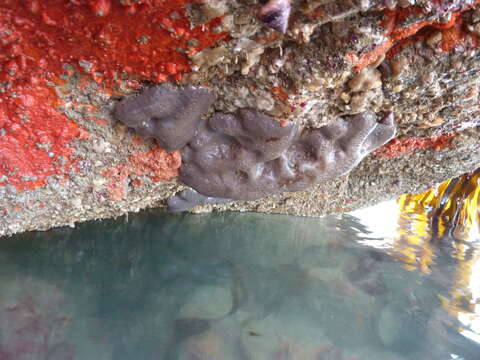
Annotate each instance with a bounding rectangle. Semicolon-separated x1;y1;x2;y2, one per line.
0;170;479;360
353;167;480;351
0;203;479;359
396;168;480;272
393;168;480;347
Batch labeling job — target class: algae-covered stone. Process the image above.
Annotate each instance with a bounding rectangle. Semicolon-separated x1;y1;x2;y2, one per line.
178;286;233;320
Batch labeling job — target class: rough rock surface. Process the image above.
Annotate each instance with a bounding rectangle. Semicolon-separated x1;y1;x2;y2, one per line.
0;0;479;236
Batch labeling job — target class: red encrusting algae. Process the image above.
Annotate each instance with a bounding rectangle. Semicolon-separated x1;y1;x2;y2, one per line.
102;148;182;201
0;0;227;191
373;133;457;158
0;80;90;191
352;2;480;71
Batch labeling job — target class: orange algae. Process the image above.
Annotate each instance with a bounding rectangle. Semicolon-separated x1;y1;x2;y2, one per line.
353;2;478;70
388;13;478;57
374;133;457;158
353;40;393;72
438;16;479;52
0;84;87;191
102;148;181;200
271;86;290;102
0;0;227;191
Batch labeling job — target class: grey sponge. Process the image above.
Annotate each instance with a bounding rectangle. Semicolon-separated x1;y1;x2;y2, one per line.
114;85;396;212
178;109;396;203
113;84;215;151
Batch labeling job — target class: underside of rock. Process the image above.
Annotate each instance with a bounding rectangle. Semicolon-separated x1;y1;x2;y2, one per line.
0;0;479;236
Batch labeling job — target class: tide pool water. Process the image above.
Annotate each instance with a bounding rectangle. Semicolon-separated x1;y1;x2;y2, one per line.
0;207;479;360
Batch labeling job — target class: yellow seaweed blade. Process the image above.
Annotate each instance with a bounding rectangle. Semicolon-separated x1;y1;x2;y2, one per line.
394;169;480;335
395;168;480;273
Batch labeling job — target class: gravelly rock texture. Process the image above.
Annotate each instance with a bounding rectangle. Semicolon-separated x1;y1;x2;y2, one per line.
0;0;479;236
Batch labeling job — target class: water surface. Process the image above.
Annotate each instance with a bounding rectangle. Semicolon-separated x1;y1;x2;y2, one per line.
0;209;479;360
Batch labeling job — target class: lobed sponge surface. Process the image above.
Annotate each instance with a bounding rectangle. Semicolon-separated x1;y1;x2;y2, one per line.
179;110;396;202
114;85;396;211
113;84;215;151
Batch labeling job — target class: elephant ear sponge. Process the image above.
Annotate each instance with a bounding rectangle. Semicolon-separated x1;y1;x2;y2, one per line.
287;112;397;190
113;84;216;151
167;189;230;213
113;84;396;212
179;108;299;200
178;110;396;203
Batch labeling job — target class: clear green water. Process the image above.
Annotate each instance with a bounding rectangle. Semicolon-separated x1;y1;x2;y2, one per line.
0;210;478;359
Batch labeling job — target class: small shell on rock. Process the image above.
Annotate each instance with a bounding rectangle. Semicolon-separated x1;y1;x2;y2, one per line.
200;0;229;21
384;0;397;10
348;67;382;92
390;56;408;80
258;0;292;34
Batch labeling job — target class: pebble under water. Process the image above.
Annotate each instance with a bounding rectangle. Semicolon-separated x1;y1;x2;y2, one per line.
0;206;479;360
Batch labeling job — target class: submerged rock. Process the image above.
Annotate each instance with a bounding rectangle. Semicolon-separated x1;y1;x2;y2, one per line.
178;286;233;320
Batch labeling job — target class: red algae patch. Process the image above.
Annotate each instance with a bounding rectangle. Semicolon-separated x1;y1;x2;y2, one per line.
353;2;479;71
102;148;181;201
128;148;182;182
0;84;87;191
374;133;457;158
0;0;227;192
438;17;477;52
0;0;226;85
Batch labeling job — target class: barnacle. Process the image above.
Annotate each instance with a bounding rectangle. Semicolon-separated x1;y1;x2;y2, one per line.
258;0;292;33
113;84;215;151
